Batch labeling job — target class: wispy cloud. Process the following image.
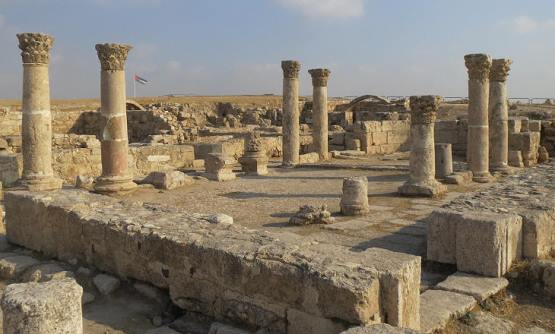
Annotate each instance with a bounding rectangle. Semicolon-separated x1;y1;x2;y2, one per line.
506;15;555;34
275;0;365;18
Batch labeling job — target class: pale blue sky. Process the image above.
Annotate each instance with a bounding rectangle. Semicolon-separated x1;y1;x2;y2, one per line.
1;0;555;99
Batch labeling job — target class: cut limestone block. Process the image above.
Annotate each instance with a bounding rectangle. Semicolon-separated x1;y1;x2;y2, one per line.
456;212;522;277
427;209;522;277
4;190;422;331
142;171;193;190
508;150;524;167
419;290;476;333
93;273;120;295
340;323;420;333
1;278;83;334
0;255;40;280
204;154;236;181
435;272;509;302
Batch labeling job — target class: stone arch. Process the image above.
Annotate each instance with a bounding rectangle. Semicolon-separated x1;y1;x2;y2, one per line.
343;95;390;113
126;99;146;111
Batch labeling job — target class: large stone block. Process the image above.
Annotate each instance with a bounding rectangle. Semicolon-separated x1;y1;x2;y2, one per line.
1;278;83;334
427;209;522;277
4;190;422;331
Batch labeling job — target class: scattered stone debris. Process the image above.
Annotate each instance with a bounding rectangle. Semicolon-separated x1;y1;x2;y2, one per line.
142;170;194;190
289;205;335;225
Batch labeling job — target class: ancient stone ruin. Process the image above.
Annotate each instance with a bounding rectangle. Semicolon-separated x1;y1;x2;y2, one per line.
0;33;554;334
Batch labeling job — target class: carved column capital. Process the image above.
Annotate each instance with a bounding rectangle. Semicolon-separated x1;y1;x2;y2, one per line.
308;68;331;87
409;95;442;124
464;53;492;81
95;43;132;71
490;58;512;82
281;60;301;79
17;33;54;64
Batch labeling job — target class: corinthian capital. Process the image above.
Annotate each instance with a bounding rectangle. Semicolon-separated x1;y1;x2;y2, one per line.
464;53;492;81
95;43;132;71
490;59;512;82
409;95;442;124
17;33;54;64
281;60;301;79
308;68;331;87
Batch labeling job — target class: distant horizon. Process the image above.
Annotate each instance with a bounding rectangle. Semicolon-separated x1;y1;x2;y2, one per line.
2;0;555;99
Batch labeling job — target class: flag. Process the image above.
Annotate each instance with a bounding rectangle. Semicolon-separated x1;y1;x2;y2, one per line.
134;74;148;85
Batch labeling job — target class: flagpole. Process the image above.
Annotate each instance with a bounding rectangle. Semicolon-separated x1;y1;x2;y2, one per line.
133;74;136;99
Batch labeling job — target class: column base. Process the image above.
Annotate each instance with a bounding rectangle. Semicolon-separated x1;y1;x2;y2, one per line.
94;175;137;195
239;154;269;176
19;177;63;192
280;162;297;169
398;180;447;198
340;204;369;216
472;172;493;183
491;164;514;176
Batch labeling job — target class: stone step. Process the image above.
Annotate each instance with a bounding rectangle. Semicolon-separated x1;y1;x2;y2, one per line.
419;289;477;333
435;272;508;302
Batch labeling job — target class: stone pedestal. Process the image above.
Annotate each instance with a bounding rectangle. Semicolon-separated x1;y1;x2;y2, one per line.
239;131;268;176
16;33;62;191
465;54;493;183
94;43;137;194
399;96;446;197
1;278;83;334
205;154;236;181
435;143;453;179
489;59;512;173
281;60;301;167
340;177;369;215
309;68;330;161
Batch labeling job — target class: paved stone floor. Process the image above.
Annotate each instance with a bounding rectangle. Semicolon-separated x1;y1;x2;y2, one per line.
121;157;480;258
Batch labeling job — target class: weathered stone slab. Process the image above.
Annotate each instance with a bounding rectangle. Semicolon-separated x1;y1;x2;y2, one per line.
341;323;420;333
466;311;515;334
435;272;508;302
427;209;522;277
4;189;422;331
0;255;40;280
419;290;476;333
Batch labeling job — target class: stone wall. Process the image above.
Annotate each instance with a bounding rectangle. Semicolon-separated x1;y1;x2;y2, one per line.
434;120;468;157
353;120;411;155
4;190;421;332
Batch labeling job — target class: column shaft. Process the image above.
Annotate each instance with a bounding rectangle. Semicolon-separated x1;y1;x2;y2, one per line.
94;43;137;194
309;68;331;161
17;33;61;191
489;59;512;173
281;60;300;167
465;54;493;183
399;95;446;197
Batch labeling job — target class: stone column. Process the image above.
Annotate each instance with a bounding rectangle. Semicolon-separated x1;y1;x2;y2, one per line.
281;60;301;167
16;33;62;191
489;59;512;173
309;68;331;160
465;54;493;183
340;177;369;215
435;143;453;179
94;43;137;194
399;96;446;197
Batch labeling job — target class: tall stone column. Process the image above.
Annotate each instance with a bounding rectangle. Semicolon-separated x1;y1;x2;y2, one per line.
309;68;331;160
465;54;493;183
94;43;137;194
16;33;62;191
489;58;512;173
399;96;446;197
281;60;301;167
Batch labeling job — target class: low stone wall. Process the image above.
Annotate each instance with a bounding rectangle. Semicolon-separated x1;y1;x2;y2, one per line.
353;120;410;155
434;120;468;157
4;190;421;333
194;136;282;161
129;144;195;176
0;143;195;184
